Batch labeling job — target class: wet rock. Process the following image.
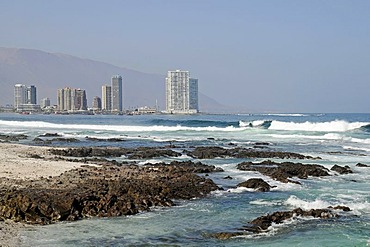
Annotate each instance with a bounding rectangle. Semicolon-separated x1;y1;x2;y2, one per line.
213;206;350;239
85;136;125;142
356;163;370;167
38;133;61;137
331;165;353;174
0;134;28;142
237;178;272;192
237;160;329;184
223;176;233;180
187;146;318;160
51;138;80;143
143;161;224;173
49;147;182;159
0;164;221;225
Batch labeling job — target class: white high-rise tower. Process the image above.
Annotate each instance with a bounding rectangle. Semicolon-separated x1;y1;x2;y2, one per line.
165;70;198;114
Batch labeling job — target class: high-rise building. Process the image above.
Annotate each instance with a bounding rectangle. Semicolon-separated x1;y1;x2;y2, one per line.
57;88;65;111
111;75;123;112
75;89;87;110
101;85;112;111
165;70;199;114
57;87;87;111
14;84;27;108
26;85;37;104
92;96;102;110
41;97;51;108
14;84;38;108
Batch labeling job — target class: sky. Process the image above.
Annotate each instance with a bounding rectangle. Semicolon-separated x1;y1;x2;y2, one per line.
1;0;370;113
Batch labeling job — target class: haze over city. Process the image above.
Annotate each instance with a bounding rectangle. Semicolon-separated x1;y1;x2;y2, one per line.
1;0;370;113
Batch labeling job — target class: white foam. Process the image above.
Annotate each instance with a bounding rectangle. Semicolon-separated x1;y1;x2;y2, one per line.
0;120;246;133
284;195;331;210
269;120;368;132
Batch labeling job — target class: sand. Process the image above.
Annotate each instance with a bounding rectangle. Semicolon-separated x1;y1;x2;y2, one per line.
0;142;84;180
0;142;88;247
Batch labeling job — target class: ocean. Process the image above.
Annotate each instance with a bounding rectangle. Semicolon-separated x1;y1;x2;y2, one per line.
0;113;369;246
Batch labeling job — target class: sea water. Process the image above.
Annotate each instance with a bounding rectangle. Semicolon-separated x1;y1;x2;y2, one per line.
0;113;369;246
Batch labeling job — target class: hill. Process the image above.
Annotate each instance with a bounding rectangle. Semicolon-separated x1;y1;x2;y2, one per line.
0;47;228;113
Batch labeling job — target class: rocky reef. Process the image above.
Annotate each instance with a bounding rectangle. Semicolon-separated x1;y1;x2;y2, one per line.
0;162;222;225
213;206;351;239
237;160;330;184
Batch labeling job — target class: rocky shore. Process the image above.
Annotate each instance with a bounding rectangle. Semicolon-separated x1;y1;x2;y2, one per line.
0;140;365;245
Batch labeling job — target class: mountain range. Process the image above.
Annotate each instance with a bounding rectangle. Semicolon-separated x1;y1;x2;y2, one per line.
0;47;229;113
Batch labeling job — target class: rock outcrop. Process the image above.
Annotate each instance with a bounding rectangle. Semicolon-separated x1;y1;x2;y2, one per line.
0;163;221;225
213;206;351;239
237;178;272;192
237;160;330;184
187;146;318;160
331;165;353;174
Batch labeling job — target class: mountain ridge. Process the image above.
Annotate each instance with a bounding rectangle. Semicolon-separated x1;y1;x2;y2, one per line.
0;47;229;113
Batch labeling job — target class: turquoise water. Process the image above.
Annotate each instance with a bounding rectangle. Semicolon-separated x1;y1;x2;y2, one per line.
0;113;369;246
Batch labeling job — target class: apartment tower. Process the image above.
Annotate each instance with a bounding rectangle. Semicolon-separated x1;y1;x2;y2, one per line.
165;70;199;114
111;75;123;112
101;85;112;111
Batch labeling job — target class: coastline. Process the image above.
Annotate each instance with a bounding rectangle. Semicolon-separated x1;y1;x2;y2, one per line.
0;142;88;246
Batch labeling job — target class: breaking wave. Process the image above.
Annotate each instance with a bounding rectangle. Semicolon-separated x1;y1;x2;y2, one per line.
239;120;370;132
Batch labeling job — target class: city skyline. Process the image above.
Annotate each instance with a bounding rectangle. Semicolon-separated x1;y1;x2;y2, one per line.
11;70;198;114
2;1;370;112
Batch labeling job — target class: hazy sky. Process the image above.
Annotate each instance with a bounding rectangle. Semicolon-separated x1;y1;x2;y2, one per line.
1;0;370;112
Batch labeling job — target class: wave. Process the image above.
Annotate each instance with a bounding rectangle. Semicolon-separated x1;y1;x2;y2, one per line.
239;120;272;129
360;124;370;133
149;118;239;128
258;113;309;117
240;120;370;132
0;120;244;133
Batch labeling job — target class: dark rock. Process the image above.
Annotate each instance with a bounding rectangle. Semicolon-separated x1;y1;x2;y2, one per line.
237;160;329;184
213;206;350;239
223;176;233;180
254;142;270;146
237;178;272;192
51;138;80;143
85;136;125;142
0;164;221;225
356;163;370;167
187;146;318;160
331;165;353;174
39;133;61;137
0;134;28;142
49;147;182;159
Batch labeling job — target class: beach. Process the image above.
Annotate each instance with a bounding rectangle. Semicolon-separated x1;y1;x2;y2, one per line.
0;142;88;246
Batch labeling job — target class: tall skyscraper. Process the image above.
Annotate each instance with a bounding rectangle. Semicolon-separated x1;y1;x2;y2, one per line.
57;87;87;111
14;84;27;108
165;70;199;114
111;75;123;112
101;85;112;111
27;85;37;104
14;84;38;108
